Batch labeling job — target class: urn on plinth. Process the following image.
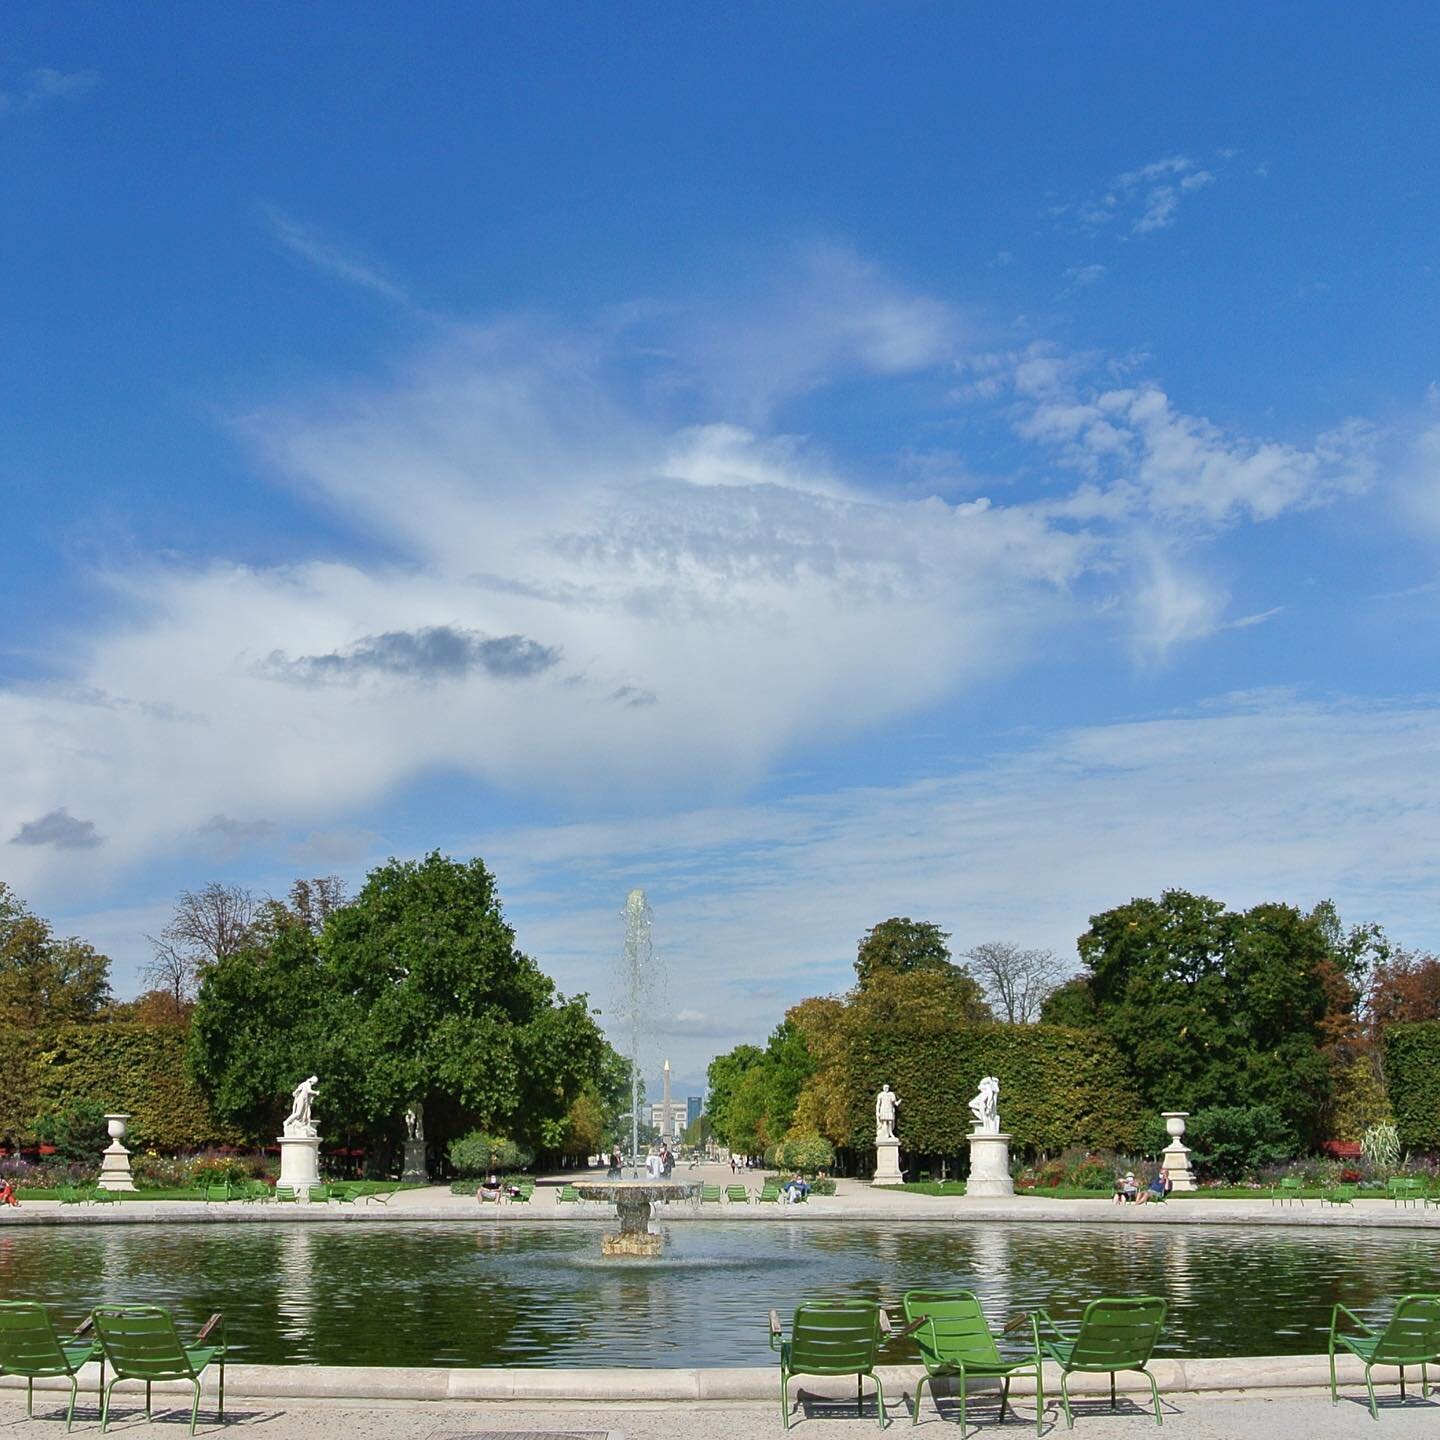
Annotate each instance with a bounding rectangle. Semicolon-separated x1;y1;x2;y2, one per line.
1160;1111;1197;1191
97;1113;137;1192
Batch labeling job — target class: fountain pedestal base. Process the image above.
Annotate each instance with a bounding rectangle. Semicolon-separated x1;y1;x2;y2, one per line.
963;1131;1015;1197
602;1231;662;1257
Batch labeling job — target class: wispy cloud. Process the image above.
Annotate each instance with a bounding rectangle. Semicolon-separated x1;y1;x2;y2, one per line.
1051;153;1222;238
0;67;98;118
262;626;560;685
262;206;409;304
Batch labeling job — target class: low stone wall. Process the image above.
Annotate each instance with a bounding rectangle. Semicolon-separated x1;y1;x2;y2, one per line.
0;1353;1376;1403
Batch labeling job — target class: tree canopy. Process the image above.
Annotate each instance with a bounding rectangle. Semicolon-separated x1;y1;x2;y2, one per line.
0;883;111;1029
189;852;620;1154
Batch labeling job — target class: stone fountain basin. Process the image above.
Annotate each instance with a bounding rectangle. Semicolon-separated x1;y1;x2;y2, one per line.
574;1181;701;1205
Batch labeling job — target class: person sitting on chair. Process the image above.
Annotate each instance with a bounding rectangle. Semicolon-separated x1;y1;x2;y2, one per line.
478;1173;503;1203
1113;1171;1138;1204
1137;1169;1171;1204
0;1178;18;1207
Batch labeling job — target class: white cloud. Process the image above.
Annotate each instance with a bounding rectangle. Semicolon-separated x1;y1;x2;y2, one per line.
262;207;409;304
1055;154;1223;239
0;273;1389;903
0;67;97;117
478;692;1440;1079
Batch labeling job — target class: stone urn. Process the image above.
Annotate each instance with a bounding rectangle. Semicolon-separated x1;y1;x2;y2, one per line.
98;1113;137;1192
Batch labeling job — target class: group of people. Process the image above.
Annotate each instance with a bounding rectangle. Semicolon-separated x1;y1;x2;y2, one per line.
1113;1168;1172;1204
644;1144;676;1179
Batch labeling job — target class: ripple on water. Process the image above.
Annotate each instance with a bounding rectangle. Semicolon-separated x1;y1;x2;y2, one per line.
0;1219;1426;1368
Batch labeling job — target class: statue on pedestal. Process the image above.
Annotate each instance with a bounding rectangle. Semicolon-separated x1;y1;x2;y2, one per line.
968;1075;1001;1134
284;1075;320;1138
404;1102;424;1141
875;1083;901;1142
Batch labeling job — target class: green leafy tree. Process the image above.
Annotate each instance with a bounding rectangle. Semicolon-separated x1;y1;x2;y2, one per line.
0;884;111;1028
1068;890;1335;1142
854;917;955;986
705;1043;765;1148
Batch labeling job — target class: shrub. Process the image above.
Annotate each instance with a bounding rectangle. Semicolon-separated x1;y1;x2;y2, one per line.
774;1134;835;1174
448;1131;533;1177
1362;1121;1402;1170
31;1102;109;1163
1066;1155;1112;1191
188;1152;253;1187
1187;1104;1298;1182
1383;1024;1440;1151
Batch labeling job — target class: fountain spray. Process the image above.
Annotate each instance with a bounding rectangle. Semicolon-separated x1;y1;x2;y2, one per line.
619;888;656;1168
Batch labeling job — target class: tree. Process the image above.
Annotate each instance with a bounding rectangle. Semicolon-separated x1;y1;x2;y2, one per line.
1368;947;1440;1034
854;917;955;986
1067;890;1336;1142
0;884;111;1028
965;941;1066;1023
705;1043;764;1150
146;882;259;1009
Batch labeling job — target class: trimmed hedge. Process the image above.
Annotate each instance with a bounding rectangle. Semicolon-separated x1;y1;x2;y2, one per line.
842;1023;1142;1154
1;1024;235;1150
1383;1022;1440;1151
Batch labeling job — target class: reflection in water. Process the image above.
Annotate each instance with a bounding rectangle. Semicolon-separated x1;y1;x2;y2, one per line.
0;1219;1428;1369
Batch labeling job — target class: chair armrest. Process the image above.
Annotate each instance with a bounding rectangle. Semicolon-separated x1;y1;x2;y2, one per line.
195;1313;225;1347
72;1316;95;1339
888;1315;931;1342
1330;1303;1374;1339
769;1309;784;1351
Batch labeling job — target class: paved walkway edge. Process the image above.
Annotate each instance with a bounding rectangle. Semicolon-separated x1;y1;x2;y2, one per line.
0;1354;1376;1404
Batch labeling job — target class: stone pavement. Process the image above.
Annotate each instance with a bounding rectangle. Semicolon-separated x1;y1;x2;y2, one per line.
4;1385;1440;1440
5;1160;1439;1229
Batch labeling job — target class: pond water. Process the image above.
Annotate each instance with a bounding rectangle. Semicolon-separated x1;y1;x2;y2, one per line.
0;1219;1433;1368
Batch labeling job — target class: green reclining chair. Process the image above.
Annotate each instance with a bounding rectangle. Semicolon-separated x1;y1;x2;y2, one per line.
903;1289;1043;1433
770;1300;886;1429
91;1305;226;1436
1330;1294;1440;1420
1034;1296;1167;1428
0;1301;103;1431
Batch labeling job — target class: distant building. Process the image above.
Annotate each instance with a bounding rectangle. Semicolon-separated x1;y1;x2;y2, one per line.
649;1100;688;1138
687;1095;703;1129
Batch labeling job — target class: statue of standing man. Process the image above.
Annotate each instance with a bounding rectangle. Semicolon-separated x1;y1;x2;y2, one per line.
284;1075;320;1137
875;1082;901;1142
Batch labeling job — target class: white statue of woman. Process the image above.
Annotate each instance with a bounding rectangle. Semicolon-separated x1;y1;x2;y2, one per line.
285;1075;320;1137
967;1075;1000;1134
404;1102;424;1141
875;1083;900;1142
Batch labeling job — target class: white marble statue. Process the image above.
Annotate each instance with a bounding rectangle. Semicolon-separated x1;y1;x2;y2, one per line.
968;1075;1001;1134
404;1102;424;1141
874;1083;901;1142
284;1075;320;1138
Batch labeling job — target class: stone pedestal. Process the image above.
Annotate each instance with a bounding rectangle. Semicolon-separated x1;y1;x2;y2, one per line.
97;1114;137;1192
1160;1111;1197;1191
872;1137;904;1186
401;1138;427;1183
277;1135;322;1198
964;1131;1014;1197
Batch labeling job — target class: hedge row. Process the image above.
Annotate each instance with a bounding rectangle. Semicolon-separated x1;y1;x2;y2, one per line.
1383;1022;1440;1152
0;1024;236;1151
842;1023;1143;1154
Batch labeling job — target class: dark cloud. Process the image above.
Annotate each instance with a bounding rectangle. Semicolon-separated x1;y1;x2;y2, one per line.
10;808;103;850
197;814;276;858
612;684;658;708
263;625;560;685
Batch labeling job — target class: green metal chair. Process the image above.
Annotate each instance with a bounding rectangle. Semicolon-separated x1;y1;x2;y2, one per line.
1388;1178;1424;1209
557;1183;580;1204
1035;1297;1166;1429
769;1300;886;1429
1323;1184;1357;1207
700;1183;723;1203
902;1289;1043;1433
758;1182;782;1203
1271;1177;1304;1206
0;1302;103;1431
1330;1295;1440;1420
273;1184;299;1203
203;1182;232;1203
726;1184;751;1204
91;1305;225;1436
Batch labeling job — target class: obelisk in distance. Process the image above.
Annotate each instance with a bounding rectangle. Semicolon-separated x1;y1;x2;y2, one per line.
662;1058;672;1138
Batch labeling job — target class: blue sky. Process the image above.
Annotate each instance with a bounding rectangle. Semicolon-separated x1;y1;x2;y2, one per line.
4;5;1440;1094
